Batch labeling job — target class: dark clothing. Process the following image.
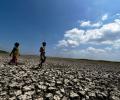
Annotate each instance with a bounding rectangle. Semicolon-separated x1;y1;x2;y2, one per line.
39;46;46;66
9;47;19;65
40;47;45;54
10;56;17;64
40;55;46;63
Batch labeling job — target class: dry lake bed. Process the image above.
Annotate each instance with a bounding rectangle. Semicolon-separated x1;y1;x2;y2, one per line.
0;55;120;100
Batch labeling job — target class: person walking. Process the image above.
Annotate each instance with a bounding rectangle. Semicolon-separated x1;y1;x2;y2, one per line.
9;42;20;66
39;42;46;67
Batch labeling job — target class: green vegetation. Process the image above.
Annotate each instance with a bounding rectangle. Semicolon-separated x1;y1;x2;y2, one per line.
0;50;9;54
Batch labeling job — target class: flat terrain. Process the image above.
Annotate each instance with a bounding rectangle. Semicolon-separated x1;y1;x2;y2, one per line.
0;55;120;100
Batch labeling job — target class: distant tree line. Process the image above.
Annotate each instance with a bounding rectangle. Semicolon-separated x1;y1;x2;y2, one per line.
0;50;9;54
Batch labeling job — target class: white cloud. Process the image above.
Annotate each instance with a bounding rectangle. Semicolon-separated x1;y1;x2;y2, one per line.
80;21;91;27
58;18;120;48
65;28;84;40
101;21;120;33
87;47;106;53
105;47;112;51
55;46;114;60
116;13;120;16
101;40;113;45
57;28;85;47
114;19;120;24
92;22;102;27
80;14;109;28
57;40;68;47
67;40;79;47
101;39;120;49
80;21;102;28
102;14;108;21
112;39;120;49
56;13;120;61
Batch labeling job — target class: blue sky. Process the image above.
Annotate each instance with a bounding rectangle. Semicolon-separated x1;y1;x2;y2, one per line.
0;0;120;61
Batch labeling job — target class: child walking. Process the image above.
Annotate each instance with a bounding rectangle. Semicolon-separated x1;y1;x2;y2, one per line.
9;42;20;66
39;42;46;67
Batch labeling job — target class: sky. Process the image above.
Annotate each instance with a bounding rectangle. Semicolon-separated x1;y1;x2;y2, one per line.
0;0;120;61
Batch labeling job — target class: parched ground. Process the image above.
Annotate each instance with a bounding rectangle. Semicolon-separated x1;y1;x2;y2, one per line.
0;55;120;100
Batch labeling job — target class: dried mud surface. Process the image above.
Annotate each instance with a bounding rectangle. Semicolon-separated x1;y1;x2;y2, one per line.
0;55;120;100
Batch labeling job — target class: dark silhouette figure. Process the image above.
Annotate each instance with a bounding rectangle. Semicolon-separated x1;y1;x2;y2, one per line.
39;42;46;67
8;42;20;66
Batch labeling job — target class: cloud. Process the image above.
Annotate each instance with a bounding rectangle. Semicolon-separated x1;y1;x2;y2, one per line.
114;19;120;24
58;17;120;48
55;46;113;60
80;21;91;27
80;14;108;28
87;47;106;53
57;40;68;47
112;39;120;49
116;13;120;16
101;40;113;45
67;40;79;47
101;14;108;21
80;21;102;27
56;13;120;61
92;22;102;27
